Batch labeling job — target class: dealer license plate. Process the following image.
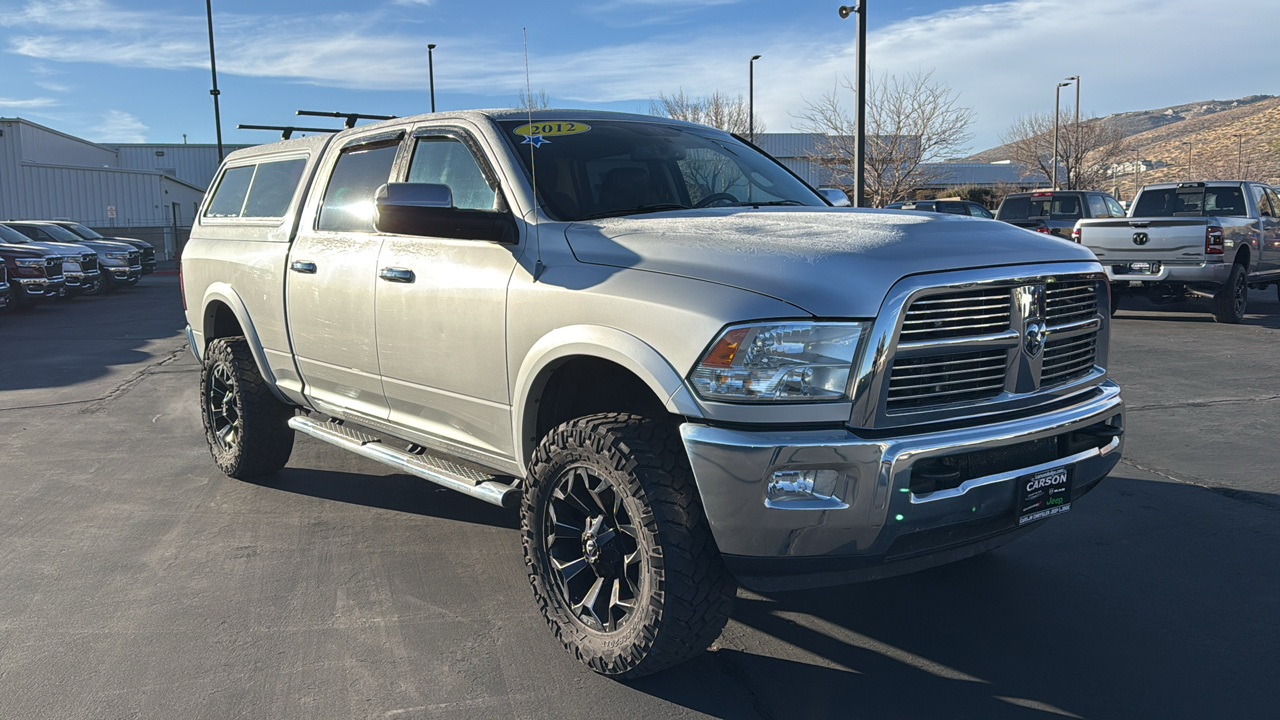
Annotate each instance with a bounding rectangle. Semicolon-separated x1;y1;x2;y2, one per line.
1017;466;1072;525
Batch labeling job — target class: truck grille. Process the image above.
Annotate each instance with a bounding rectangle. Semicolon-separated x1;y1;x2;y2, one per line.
886;348;1008;411
141;246;155;262
1041;331;1098;387
879;276;1105;418
45;258;63;278
1046;281;1097;326
81;254;98;273
898;288;1012;343
128;250;140;267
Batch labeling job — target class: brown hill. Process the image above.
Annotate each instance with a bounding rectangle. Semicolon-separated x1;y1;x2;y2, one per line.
967;95;1280;199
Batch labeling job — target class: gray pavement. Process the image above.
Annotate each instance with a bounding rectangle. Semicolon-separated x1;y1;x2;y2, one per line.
1;278;1277;719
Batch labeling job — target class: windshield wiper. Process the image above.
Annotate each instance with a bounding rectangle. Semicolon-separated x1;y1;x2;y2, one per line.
576;203;690;221
729;200;805;207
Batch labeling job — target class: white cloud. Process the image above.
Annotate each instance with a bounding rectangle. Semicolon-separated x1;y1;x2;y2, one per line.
0;96;58;108
3;0;1277;149
92;109;146;143
392;0;435;5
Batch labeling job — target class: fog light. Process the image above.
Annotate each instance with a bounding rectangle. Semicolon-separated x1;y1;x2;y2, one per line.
765;469;846;509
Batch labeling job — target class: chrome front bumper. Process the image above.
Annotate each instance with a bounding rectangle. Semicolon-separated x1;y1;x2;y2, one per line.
681;381;1124;591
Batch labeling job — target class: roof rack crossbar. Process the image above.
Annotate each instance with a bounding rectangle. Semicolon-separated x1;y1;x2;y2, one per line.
296;110;398;129
237;124;339;140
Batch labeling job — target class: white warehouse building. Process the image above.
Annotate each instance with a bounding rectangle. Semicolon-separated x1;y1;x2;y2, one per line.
0;117;248;258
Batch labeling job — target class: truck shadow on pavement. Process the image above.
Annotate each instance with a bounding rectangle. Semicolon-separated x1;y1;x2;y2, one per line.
0;278;185;398
1115;294;1280;329
247;467;519;530
627;472;1280;720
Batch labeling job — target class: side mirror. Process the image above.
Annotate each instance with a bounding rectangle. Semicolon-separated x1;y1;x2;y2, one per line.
374;183;518;244
818;187;851;207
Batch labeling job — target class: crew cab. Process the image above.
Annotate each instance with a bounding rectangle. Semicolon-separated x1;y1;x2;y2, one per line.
182;109;1125;678
997;190;1127;239
1073;181;1280;323
50;222;157;275
0;223;65;307
5;221;140;292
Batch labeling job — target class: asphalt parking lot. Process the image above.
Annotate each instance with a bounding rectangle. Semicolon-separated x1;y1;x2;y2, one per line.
1;277;1277;720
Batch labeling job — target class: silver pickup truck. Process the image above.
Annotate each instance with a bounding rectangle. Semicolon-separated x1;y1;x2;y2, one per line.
1073;181;1280;322
181;109;1125;678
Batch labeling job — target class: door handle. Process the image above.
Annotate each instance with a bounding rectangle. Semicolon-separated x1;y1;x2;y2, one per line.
379;267;415;283
290;261;317;274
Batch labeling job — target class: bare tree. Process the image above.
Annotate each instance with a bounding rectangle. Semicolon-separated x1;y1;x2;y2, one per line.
795;70;975;207
1001;111;1130;190
649;89;761;135
517;89;551;111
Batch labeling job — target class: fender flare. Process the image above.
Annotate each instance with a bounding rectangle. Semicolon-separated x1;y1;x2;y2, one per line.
199;282;292;405
511;325;703;467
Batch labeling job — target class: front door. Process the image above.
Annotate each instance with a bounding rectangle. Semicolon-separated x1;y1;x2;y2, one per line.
286;130;404;420
1258;187;1280;275
375;128;523;462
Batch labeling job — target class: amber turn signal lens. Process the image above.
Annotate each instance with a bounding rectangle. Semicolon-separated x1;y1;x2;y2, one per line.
701;327;750;368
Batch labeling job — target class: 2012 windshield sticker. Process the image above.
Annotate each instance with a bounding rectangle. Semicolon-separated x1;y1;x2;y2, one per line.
513;122;591;138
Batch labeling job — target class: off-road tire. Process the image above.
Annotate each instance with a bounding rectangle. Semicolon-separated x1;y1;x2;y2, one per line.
522;413;735;679
1211;262;1248;324
200;337;295;479
100;274;119;295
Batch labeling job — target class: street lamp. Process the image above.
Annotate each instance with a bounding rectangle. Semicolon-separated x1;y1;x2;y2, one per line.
204;0;224;161
1185;141;1193;180
428;44;437;113
1232;133;1244;178
1065;75;1079;189
837;3;866;207
1053;80;1072;191
749;54;761;143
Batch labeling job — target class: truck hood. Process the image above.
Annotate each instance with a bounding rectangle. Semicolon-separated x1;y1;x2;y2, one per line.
565;208;1096;316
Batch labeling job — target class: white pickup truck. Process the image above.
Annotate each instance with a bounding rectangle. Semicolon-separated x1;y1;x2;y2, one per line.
1072;181;1280;322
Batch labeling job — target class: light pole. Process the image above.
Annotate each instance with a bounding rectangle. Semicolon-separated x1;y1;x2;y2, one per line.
1233;134;1244;178
1053;80;1072;190
838;3;866;207
428;44;437;113
1185;141;1193;180
204;0;224;161
749;54;761;143
1065;75;1079;189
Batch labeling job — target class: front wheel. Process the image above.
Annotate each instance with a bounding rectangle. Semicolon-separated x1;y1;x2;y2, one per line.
522;413;735;679
200;337;295;478
1211;263;1248;324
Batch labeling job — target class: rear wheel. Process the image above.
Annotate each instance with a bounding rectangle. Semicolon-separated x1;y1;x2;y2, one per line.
200;337;295;478
522;413;735;679
1211;263;1248;324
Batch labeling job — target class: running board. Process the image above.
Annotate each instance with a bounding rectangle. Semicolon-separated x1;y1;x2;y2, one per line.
288;415;520;509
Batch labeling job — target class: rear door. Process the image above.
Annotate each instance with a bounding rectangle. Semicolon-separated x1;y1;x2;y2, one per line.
1261;187;1280;274
286;127;406;420
1249;184;1280;275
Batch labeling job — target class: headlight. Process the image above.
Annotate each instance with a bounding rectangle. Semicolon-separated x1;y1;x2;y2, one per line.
105;252;130;260
689;322;870;402
14;258;45;267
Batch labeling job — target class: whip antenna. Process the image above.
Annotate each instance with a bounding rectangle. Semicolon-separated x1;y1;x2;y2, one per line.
523;28;544;281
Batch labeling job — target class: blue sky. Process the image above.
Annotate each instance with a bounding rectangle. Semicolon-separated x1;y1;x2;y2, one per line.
1;0;1276;151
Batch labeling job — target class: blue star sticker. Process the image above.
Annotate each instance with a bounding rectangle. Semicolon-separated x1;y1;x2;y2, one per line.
522;134;550;148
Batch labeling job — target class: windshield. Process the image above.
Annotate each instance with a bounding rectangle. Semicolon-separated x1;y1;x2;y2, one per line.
21;223;85;243
1133;186;1248;217
0;224;33;244
498;119;824;221
61;223;104;240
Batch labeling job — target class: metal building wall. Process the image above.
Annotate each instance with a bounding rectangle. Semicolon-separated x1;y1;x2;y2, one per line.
0;119;23;220
17;165;166;226
113;144;251;191
18;121;117;167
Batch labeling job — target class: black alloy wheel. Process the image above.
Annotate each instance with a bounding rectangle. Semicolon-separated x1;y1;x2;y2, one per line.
206;360;242;454
1211;262;1248;324
523;413;735;679
545;466;642;633
200;337;295;479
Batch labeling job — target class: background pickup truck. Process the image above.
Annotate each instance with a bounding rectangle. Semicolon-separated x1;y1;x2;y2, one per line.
996;189;1128;239
182;109;1125;678
1073;181;1280;323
